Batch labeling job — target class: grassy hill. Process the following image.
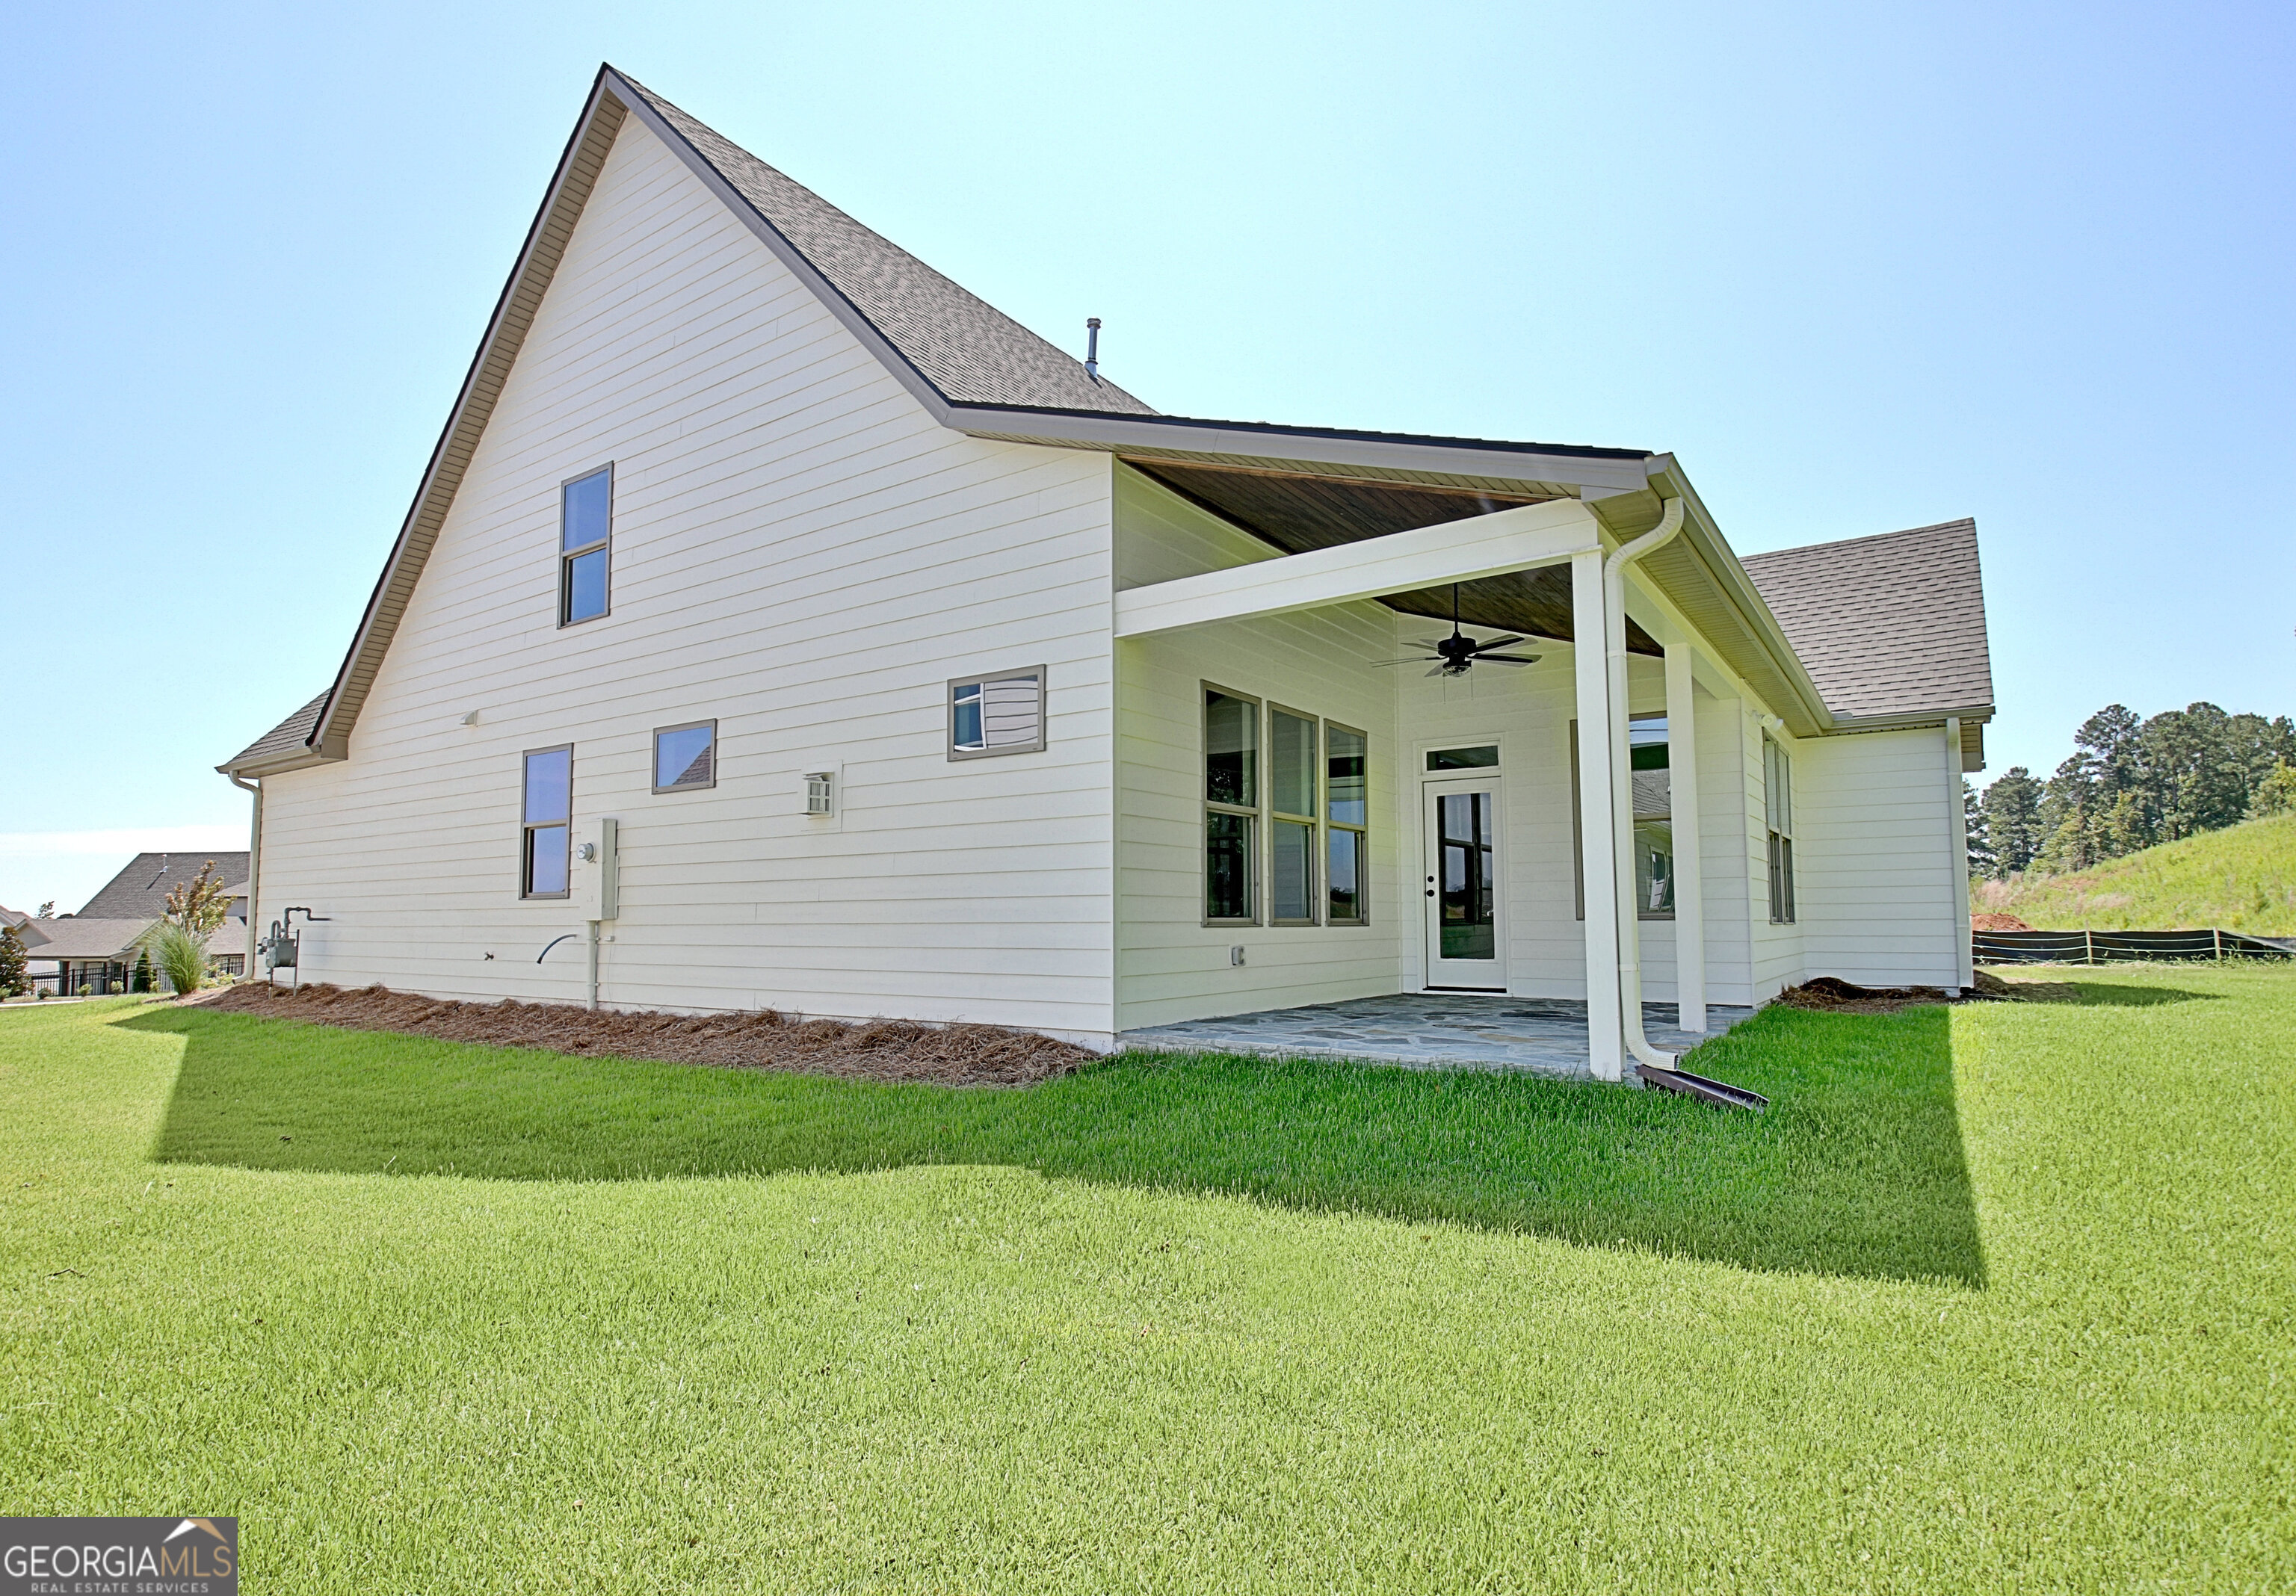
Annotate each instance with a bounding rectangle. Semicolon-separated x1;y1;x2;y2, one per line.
1976;811;2296;933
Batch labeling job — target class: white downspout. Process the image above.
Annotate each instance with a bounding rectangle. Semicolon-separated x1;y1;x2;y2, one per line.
226;773;262;980
1603;496;1686;1076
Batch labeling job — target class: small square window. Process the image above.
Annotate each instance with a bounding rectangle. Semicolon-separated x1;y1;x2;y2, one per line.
653;720;717;793
949;668;1046;758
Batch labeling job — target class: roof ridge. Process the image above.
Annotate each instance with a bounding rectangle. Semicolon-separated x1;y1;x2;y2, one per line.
1741;517;1978;565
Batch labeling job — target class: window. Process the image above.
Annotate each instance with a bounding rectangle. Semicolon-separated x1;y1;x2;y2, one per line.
560;466;612;625
1204;688;1259;922
522;745;573;898
653;720;716;793
1568;715;1675;919
1765;734;1795;923
1327;723;1368;924
949;668;1046;758
1426;744;1499;771
1269;707;1318;924
212;953;244;977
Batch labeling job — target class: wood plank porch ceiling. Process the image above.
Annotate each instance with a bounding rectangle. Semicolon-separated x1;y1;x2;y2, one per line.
1124;459;1662;654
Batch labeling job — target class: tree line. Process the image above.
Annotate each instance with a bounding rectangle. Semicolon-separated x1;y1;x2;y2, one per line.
1969;702;2296;879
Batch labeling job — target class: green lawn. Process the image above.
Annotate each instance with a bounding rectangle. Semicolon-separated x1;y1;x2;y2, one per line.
1;977;2289;1591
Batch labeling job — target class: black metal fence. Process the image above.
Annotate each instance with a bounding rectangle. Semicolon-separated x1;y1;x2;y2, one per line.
1974;929;2293;965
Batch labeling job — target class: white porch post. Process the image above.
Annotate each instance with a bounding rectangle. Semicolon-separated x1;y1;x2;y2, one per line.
1664;627;1706;1033
1946;717;1973;992
1573;547;1625;1080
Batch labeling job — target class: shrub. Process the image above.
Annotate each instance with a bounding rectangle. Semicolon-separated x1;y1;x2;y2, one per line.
0;925;25;998
141;924;211;999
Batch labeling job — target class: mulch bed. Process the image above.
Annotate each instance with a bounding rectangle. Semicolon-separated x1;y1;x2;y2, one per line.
189;981;1096;1087
1774;970;2075;1015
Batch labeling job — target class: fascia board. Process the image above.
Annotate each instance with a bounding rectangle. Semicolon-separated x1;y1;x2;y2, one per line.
955;407;1654;492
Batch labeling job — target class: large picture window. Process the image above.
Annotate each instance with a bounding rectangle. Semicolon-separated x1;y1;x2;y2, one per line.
560;466;613;625
522;745;573;898
1204;688;1259;923
1765;734;1796;923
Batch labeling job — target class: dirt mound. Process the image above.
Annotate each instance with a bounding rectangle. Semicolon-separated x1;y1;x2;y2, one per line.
1971;912;2034;932
198;982;1094;1086
1774;970;2072;1013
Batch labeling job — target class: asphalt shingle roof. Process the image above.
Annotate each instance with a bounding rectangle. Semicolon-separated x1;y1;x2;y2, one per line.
1741;519;1993;720
619;73;1158;418
17;918;158;960
223;692;328;771
76;853;252;921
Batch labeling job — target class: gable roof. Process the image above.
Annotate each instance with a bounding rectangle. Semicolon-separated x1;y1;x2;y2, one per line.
76;853;252;921
17;918;157;960
1740;519;1993;722
220;67;1992;775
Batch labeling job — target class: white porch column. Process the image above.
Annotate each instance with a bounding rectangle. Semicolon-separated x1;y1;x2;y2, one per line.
1946;717;1974;992
1572;547;1625;1080
1664;628;1706;1033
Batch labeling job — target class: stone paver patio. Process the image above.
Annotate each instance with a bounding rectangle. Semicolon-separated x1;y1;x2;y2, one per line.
1118;992;1759;1079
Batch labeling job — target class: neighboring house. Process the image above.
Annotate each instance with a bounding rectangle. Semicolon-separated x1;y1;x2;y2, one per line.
216;66;1992;1073
15;853;256;992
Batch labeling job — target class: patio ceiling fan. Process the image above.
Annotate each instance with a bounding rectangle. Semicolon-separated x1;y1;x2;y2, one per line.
1375;585;1543;677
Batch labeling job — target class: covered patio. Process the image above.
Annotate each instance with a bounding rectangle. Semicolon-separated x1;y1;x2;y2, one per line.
1120;992;1759;1079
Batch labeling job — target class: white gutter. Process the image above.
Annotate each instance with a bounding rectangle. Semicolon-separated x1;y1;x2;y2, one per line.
225;773;262;979
1603;496;1687;1077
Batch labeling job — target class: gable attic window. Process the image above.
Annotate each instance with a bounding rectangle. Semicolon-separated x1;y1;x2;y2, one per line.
653;720;717;793
522;745;573;898
948;669;1046;758
559;466;613;625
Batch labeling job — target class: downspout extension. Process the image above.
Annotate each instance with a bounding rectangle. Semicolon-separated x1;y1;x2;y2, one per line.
1603;496;1686;1076
225;773;262;980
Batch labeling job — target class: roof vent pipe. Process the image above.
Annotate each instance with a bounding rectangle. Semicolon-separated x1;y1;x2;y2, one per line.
1084;317;1102;380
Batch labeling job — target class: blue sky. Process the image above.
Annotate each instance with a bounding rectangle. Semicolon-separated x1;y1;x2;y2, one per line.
4;0;2289;912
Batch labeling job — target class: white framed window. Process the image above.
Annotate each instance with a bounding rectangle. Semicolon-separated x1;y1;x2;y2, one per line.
522;744;573;898
1203;686;1259;925
559;465;612;625
653;720;716;793
1268;705;1320;925
1765;734;1796;924
1567;715;1674;920
949;667;1046;758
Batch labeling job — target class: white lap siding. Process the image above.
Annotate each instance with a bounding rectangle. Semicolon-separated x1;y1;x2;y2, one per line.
252;116;1117;1041
1792;727;1960;988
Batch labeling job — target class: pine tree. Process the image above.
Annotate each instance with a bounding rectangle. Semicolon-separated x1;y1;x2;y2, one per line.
1963;779;1996;877
1979;767;2046;877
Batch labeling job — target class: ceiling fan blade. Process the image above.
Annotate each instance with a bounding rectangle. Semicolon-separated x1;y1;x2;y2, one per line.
1411;639;1451;651
1478;653;1542;664
1470;634;1527;651
1425;664;1450;678
1371;656;1440;666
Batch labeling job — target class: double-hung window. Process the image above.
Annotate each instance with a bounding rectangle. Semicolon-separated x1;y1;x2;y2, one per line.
1765;734;1796;923
560;466;612;625
1204;688;1259;923
522;745;573;898
1326;723;1368;924
1268;707;1318;924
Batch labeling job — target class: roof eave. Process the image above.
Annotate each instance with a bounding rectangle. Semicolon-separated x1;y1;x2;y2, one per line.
216;743;342;781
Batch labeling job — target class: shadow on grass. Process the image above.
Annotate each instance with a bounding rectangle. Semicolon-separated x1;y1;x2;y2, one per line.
126;1000;1986;1287
2055;982;2217;1007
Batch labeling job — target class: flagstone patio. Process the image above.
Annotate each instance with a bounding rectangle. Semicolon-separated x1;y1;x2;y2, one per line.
1117;992;1760;1079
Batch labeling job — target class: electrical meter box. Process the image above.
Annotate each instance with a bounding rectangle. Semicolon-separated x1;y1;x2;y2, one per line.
573;817;619;921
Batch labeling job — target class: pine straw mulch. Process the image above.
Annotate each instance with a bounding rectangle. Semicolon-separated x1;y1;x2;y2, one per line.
185;981;1096;1087
1774;969;2077;1015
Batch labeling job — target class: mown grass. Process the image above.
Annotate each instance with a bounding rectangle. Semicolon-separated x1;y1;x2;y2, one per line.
1;974;2291;1591
1979;809;2296;932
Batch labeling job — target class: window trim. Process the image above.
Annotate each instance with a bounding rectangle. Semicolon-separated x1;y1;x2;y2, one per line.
650;718;718;794
1765;733;1797;924
520;742;574;900
1325;718;1370;927
947;666;1048;760
1202;682;1262;927
1267;702;1321;927
558;463;614;628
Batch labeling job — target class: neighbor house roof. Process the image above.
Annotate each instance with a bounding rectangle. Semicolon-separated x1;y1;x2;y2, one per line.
76;853;253;921
1740;519;1994;722
16;918;155;960
226;66;1993;775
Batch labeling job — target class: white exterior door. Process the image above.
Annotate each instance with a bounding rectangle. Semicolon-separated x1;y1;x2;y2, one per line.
1423;778;1505;989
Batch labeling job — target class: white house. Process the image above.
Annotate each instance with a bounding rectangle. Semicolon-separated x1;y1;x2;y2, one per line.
218;66;1993;1079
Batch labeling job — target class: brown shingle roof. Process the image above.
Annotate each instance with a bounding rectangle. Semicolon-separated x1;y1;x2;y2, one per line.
16;918;157;959
1740;519;1993;721
222;692;328;773
617;73;1158;418
77;853;253;920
